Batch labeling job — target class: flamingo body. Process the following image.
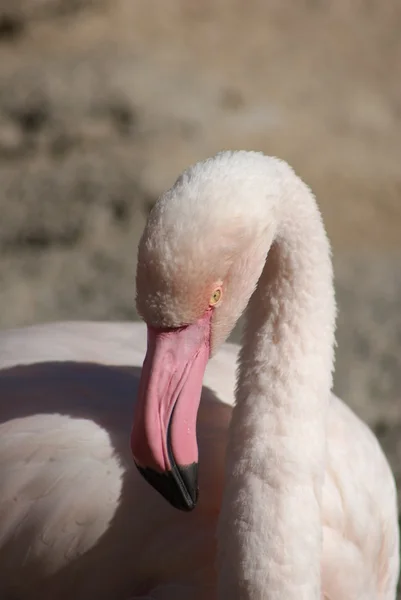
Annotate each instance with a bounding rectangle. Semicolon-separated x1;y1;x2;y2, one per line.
0;321;398;599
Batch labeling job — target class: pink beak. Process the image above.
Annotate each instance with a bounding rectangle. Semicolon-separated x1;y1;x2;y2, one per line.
131;310;212;511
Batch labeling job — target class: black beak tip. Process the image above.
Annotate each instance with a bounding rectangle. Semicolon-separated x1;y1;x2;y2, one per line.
136;462;199;512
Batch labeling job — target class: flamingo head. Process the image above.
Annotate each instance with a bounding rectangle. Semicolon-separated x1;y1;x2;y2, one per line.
131;152;275;510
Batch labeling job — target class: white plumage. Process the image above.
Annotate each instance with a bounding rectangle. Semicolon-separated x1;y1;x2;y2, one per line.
0;151;398;599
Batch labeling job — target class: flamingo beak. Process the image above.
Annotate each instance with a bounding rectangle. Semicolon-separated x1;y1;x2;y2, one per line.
131;310;212;511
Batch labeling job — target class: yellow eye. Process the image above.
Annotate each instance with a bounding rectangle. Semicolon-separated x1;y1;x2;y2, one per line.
209;288;222;306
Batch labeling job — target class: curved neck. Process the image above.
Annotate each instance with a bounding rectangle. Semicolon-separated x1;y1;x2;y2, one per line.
217;171;336;599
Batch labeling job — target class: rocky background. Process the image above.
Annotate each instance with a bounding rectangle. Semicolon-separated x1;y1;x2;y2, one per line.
0;0;400;586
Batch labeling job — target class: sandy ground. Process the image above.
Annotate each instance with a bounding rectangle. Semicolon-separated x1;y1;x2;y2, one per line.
0;0;400;592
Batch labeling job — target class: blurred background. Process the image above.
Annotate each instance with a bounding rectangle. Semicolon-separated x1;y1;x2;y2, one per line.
0;0;400;563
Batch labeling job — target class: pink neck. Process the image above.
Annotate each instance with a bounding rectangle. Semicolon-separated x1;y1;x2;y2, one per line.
217;175;336;599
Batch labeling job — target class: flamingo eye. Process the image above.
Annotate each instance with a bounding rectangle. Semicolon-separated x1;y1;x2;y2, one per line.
209;288;222;306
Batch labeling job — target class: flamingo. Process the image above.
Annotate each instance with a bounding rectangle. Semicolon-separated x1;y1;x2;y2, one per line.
0;151;399;599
